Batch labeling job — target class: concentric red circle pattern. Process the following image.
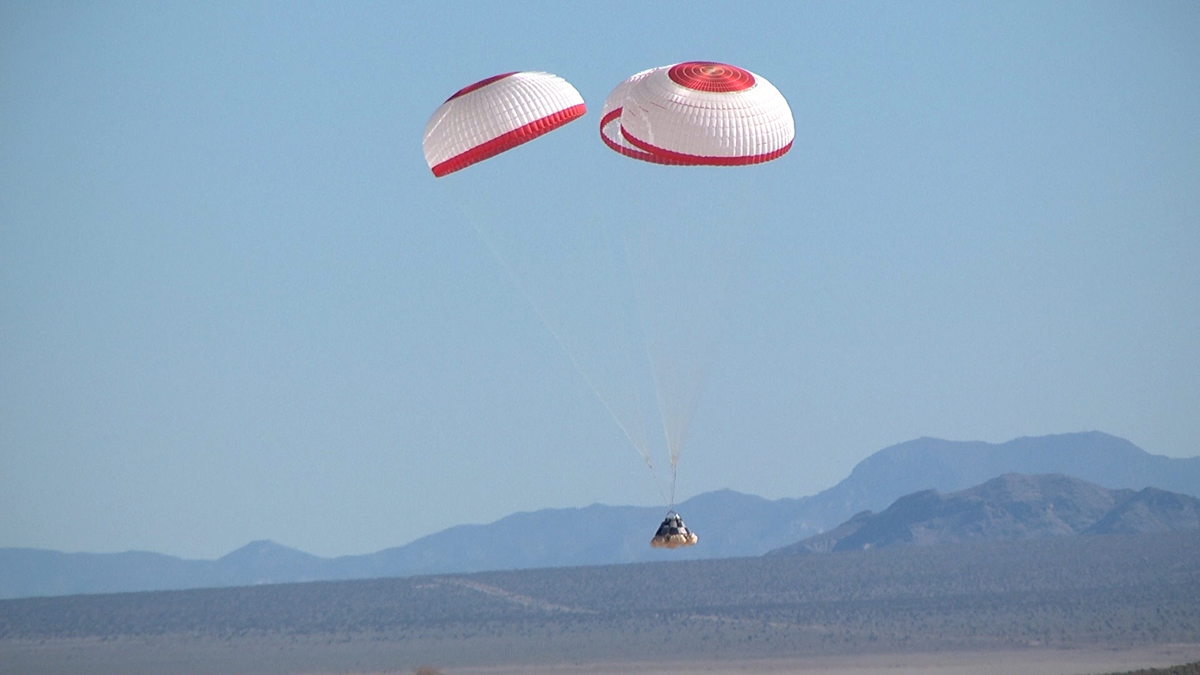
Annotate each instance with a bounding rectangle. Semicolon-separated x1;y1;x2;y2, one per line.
667;62;755;92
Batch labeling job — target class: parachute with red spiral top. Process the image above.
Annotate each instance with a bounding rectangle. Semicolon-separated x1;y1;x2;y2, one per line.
600;61;794;166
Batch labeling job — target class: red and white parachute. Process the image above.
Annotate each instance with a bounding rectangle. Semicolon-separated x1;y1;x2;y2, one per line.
421;63;794;531
423;71;586;177
600;61;794;166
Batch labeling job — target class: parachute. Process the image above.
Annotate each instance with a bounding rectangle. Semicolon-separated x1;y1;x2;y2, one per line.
425;62;792;550
423;71;585;177
601;62;794;546
600;61;794;166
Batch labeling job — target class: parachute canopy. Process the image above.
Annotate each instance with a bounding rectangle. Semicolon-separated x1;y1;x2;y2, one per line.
424;71;586;177
600;61;794;166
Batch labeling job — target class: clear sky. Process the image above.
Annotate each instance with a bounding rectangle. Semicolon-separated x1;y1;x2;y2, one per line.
2;1;1198;559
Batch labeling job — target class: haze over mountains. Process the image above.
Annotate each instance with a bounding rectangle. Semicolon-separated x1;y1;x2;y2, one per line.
769;473;1200;555
3;431;1198;600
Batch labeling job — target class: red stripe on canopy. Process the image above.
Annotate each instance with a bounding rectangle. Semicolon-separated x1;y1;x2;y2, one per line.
620;127;792;166
432;103;586;177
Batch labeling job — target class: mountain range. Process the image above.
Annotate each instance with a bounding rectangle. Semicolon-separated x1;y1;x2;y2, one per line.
2;431;1197;599
769;472;1200;555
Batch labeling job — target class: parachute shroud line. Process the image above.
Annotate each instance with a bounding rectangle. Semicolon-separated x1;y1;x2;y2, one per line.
425;60;794;528
465;206;671;507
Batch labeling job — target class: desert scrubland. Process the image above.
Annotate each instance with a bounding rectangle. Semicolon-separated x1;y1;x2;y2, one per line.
1;531;1197;674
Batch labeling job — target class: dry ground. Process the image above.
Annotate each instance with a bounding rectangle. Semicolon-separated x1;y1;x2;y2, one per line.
3;639;1199;675
452;646;1200;675
3;533;1197;675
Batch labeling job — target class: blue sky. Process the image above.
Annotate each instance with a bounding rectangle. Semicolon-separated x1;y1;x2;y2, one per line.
2;1;1198;559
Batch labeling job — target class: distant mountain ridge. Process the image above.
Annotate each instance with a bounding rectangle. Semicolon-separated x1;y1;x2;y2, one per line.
768;473;1200;555
797;431;1200;528
2;431;1197;599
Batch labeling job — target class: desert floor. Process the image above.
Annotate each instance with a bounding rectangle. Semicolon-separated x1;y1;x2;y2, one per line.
450;645;1200;675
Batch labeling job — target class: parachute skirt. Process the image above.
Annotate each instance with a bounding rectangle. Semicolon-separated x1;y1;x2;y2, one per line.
650;511;698;549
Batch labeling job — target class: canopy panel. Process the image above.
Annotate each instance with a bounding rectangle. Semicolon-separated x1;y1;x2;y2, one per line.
599;67;668;164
